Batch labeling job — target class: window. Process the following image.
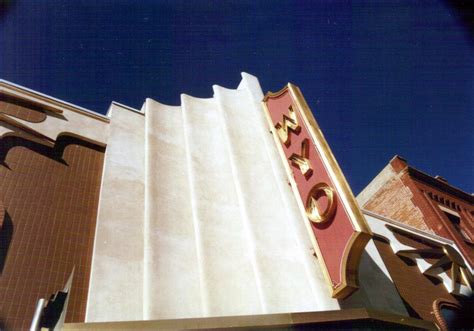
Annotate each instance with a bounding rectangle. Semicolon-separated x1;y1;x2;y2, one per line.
433;299;472;331
439;205;473;244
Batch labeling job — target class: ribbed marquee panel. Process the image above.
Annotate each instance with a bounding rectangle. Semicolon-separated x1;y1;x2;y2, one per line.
87;73;340;321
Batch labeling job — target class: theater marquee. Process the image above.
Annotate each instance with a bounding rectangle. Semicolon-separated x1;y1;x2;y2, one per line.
263;84;372;299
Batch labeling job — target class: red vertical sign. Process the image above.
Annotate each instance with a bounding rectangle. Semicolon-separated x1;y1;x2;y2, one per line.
263;84;371;299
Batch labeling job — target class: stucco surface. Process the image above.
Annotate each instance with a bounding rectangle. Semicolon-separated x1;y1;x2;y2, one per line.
86;104;145;321
144;99;201;318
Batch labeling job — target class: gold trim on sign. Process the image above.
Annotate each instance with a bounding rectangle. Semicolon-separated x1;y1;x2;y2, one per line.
262;84;290;102
288;83;371;234
261;97;337;297
262;83;372;299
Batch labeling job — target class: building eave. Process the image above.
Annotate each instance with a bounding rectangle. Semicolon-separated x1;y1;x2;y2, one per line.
0;79;111;123
407;166;473;204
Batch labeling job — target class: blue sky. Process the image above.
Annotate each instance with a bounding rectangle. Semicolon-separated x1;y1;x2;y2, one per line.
0;0;472;194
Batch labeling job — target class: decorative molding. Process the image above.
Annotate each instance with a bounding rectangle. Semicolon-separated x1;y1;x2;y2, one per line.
0;80;110;122
385;224;473;296
0;113;55;146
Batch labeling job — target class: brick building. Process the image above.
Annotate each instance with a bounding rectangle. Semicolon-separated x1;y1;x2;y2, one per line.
358;155;474;268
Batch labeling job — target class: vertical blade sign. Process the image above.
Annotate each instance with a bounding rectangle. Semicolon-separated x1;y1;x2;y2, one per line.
262;84;372;299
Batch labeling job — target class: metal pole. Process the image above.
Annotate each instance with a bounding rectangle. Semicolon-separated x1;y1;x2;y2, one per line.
30;298;46;331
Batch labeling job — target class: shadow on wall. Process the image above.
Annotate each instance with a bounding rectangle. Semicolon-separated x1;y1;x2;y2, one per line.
337;242;409;317
0;134;105;168
0;210;13;274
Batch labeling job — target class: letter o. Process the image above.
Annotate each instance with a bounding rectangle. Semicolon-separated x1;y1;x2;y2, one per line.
305;183;337;224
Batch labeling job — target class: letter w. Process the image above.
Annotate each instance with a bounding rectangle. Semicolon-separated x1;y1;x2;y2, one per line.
275;105;301;146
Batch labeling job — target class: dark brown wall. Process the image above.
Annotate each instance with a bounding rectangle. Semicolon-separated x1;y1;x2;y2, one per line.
373;236;459;323
0;101;105;330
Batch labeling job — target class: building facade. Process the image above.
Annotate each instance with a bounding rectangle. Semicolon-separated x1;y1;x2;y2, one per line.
358;155;474;268
0;81;109;330
0;74;472;330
